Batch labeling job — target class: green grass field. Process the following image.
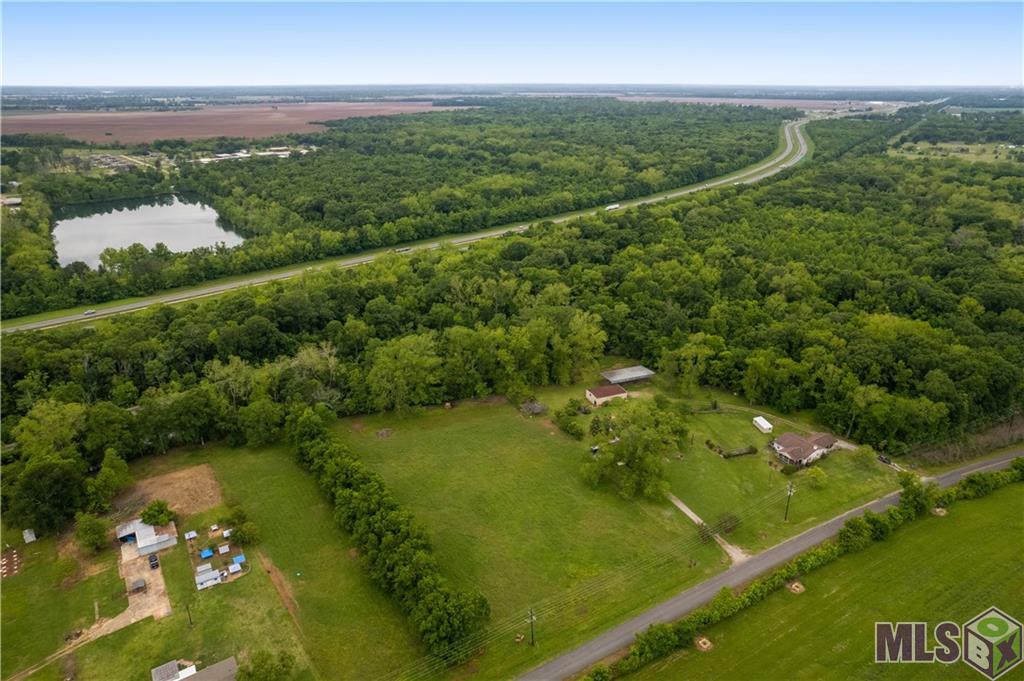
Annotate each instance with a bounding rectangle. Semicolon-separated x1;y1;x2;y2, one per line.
116;446;423;681
661;410;899;550
335;399;727;679
541;379;899;552
630;483;1024;680
21;502;315;681
1;533;125;679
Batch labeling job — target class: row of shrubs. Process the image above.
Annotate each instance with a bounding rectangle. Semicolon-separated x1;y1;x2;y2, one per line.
583;460;1024;680
288;407;490;661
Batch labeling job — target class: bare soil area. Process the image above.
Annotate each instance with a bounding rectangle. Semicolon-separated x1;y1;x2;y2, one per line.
617;95;913;111
1;101;459;143
114;463;222;516
258;550;299;622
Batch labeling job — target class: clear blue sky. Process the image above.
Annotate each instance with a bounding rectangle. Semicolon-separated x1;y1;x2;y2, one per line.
3;2;1021;87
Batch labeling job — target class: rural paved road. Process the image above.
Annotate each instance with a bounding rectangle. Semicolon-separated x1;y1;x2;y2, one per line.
2;119;808;334
519;450;1022;681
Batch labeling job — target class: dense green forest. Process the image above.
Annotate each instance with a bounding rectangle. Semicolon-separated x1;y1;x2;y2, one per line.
1;99;790;318
901;110;1024;145
4;135;1022;533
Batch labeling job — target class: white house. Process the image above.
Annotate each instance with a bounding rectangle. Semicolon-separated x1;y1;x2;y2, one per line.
753;416;773;434
116;519;177;556
585;384;628;407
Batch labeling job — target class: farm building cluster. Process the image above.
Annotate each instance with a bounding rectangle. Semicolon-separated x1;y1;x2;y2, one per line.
585;365;655;406
184;524;248;591
195;146;313;164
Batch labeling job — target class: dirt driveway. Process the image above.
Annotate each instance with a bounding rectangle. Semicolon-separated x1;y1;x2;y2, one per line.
7;535;174;681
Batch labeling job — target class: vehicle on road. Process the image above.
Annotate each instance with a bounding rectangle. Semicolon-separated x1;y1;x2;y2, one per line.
605;204;620;211
878;454;893;465
82;310;96;316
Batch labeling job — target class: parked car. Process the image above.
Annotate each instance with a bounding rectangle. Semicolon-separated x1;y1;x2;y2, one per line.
148;554;159;569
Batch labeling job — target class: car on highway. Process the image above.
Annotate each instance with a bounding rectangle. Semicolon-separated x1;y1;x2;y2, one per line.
82;309;97;316
605;204;620;211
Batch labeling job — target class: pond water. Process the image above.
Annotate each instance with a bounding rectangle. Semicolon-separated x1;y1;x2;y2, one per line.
53;194;244;267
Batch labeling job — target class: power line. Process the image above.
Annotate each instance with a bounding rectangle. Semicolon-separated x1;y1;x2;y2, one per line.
379;485;795;681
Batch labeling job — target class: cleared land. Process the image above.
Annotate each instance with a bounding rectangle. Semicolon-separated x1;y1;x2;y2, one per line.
335;399;726;679
0;102;458;143
890;141;1022;164
0;531;124;680
617;95;912;112
628;484;1024;680
545;380;899;552
661;409;898;550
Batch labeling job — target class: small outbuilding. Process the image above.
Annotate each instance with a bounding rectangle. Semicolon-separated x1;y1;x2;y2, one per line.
585;384;628;407
195;564;224;591
130;578;147;594
22;529;36;544
218;543;231;555
199;548;214;559
753;416;773;434
184;530;198;541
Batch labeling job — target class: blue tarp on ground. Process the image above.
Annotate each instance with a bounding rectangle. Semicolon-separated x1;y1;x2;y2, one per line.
233;554;246;564
199;548;214;559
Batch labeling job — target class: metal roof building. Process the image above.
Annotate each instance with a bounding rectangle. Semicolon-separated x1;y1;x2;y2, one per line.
600;366;655;384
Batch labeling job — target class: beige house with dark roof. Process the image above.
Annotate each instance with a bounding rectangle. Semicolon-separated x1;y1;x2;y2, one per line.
771;432;838;466
585;384;628;407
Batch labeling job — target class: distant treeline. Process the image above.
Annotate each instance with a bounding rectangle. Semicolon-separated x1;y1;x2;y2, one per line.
2;99;789;318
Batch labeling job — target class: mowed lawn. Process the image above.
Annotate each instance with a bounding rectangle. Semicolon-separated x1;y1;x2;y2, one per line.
630;484;1024;680
662;409;899;551
1;531;125;679
122;446;424;681
335;400;726;679
24;503;316;681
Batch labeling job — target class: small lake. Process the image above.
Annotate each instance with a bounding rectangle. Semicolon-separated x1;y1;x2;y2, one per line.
53;194;244;267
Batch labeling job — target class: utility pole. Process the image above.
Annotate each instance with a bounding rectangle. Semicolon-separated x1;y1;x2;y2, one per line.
528;608;537;647
784;482;796;521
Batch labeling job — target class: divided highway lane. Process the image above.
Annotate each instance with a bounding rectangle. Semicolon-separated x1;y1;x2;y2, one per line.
519;450;1022;681
2;119;809;334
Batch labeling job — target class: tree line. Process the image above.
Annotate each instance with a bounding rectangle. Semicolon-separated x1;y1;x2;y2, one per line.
289;407;490;658
3;126;1022;530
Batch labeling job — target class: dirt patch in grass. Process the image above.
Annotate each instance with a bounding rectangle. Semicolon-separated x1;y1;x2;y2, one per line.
114;464;222;517
259;550;299;622
349;420;366;433
56;534;108;582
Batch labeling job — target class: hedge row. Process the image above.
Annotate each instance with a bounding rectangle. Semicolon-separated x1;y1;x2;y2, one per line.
584;459;1024;680
289;407;490;660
